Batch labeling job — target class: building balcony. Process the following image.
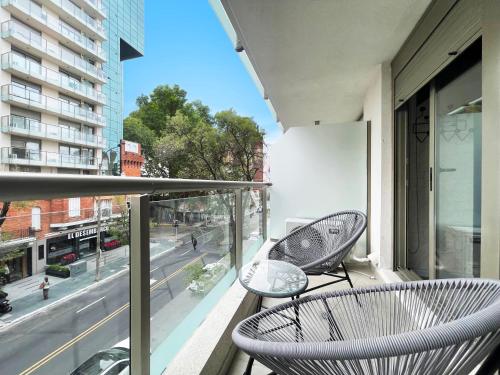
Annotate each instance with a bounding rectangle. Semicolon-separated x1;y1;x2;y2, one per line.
1;0;106;62
41;0;106;41
71;0;105;20
1;19;106;83
0;168;498;375
1;115;106;148
1;52;106;105
1;84;106;127
0;147;99;169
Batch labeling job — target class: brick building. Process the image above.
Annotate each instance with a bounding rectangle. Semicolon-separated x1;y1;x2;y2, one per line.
0;196;122;280
120;140;144;177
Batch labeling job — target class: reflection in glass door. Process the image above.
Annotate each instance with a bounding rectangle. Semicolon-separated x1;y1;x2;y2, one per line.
395;39;482;279
435;48;482;278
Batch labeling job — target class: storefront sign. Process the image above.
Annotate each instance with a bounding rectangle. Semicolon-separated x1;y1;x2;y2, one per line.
68;226;109;240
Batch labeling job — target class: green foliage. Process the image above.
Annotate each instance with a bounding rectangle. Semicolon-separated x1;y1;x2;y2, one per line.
108;207;129;246
0;249;24;262
184;262;205;285
45;264;70;277
0;231;14;242
123;84;265;182
46;264;70;273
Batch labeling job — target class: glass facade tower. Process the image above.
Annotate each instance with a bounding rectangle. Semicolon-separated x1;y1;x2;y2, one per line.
102;0;144;165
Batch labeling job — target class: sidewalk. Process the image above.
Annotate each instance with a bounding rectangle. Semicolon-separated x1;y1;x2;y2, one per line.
0;239;174;328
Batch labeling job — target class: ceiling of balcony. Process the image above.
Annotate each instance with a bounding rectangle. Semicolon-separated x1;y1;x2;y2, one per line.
220;0;431;130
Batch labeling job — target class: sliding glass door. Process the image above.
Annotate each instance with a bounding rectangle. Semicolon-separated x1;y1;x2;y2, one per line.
395;39;482;279
434;47;482;278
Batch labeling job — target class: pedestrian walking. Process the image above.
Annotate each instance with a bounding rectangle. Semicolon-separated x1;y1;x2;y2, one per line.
191;234;198;252
3;263;10;283
39;276;50;300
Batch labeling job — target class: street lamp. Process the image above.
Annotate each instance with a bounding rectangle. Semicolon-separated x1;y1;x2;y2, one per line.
95;144;121;281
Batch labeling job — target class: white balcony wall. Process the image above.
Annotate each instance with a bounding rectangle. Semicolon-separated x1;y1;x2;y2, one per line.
363;62;393;269
269;122;368;256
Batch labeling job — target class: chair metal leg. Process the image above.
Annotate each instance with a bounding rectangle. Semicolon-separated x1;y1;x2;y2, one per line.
342;261;354;288
244;295;263;374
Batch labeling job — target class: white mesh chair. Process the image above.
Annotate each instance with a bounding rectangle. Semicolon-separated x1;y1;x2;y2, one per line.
233;279;500;375
268;211;367;293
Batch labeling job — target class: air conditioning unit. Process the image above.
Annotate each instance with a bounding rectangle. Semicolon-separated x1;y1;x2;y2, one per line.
285;217;314;235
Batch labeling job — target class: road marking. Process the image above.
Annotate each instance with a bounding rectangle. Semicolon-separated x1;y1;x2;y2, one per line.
150;279;156;285
150;266;160;273
76;297;105;314
18;254;206;375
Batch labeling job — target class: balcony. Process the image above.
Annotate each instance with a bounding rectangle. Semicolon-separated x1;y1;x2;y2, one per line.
1;84;106;127
1;52;106;105
1;0;106;62
1;115;106;148
72;0;105;19
1;19;106;83
41;0;106;40
0;166;498;375
0;147;99;169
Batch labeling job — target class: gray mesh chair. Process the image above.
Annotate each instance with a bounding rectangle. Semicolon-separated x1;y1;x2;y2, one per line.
233;278;500;375
268;211;367;293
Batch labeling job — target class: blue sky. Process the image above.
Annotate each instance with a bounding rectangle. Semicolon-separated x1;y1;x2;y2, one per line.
123;1;280;143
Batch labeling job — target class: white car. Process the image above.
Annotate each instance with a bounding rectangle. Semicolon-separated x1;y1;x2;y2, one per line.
70;339;130;375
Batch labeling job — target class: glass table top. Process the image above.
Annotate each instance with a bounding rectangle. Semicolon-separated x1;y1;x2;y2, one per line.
239;259;308;298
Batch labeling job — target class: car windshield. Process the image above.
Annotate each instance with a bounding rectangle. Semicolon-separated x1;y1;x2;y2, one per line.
70;348;129;375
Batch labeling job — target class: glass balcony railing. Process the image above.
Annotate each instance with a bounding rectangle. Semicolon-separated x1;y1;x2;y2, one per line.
1;115;106;148
1;52;106;104
0;176;269;374
149;194;238;373
47;0;106;38
1;20;106;82
1;147;100;169
1;84;106;126
1;0;106;60
82;0;106;17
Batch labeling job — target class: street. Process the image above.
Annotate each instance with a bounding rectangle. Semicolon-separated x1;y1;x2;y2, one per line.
0;231;224;375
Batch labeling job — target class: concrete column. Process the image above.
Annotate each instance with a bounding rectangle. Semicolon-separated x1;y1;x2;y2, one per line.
480;0;500;278
363;61;393;270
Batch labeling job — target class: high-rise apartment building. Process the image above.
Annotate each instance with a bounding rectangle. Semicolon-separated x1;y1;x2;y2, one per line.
0;0;144;280
0;0;144;174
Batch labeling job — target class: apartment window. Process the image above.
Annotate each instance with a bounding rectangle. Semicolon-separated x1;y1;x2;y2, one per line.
31;207;41;230
101;199;112;217
68;197;80;217
11;47;41;64
11;136;40;160
11;106;41;132
11;77;41;101
38;245;44;260
60;144;81;163
59;93;81;106
12;17;41;41
59;118;82;139
9;165;41;173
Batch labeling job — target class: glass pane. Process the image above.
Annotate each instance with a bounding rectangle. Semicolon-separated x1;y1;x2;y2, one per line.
435;56;481;278
149;193;235;374
0;197;130;374
242;190;263;264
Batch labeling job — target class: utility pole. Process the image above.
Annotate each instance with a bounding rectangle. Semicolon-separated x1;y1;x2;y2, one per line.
95;144;120;282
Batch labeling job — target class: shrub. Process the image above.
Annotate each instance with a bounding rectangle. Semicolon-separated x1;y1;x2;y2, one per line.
46;264;70;277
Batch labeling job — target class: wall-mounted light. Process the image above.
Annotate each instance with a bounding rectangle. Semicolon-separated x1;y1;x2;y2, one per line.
235;40;244;53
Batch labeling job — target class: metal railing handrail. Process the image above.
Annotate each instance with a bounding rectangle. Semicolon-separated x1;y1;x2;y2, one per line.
0;173;271;201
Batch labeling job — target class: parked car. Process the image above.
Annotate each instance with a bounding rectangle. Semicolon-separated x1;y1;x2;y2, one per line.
60;253;77;265
102;237;121;251
70;345;129;375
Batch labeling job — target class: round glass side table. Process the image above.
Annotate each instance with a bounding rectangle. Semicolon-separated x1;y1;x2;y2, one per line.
238;259;308;375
